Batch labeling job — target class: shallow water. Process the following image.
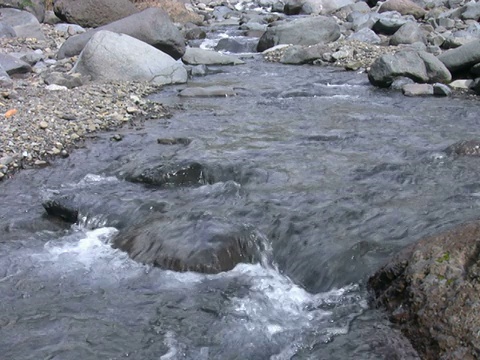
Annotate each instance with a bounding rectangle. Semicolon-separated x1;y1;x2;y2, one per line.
1;56;480;359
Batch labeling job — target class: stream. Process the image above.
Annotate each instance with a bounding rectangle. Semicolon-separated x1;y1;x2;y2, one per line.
1;36;480;359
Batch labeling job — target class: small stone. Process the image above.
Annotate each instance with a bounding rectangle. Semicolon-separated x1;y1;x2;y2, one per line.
402;83;434;96
39;121;48;129
45;84;68;91
60;150;69;158
111;134;123;141
60;113;77;120
0;172;4;180
34;160;48;167
126;106;138;114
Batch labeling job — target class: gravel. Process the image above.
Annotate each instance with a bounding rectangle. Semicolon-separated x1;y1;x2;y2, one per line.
0;24;170;180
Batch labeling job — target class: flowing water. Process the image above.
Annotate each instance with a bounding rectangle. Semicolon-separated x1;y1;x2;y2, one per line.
1;52;480;359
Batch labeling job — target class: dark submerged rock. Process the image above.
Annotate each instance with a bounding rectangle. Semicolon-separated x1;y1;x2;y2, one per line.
445;140;480;156
368;221;480;360
112;213;265;274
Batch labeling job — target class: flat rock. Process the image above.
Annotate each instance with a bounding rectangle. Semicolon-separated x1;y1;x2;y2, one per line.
182;47;245;65
0;53;31;75
179;86;236;97
72;31;187;86
402;83;433;96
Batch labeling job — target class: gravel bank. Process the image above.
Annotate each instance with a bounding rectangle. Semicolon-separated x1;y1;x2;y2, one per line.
0;24;170;181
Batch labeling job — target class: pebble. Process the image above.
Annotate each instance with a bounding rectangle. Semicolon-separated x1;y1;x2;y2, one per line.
39;121;49;129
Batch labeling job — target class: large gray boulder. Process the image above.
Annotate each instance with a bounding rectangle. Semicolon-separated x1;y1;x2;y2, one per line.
182;47;245;65
0;7;45;40
0;0;45;22
369;221;480;360
368;50;452;88
300;0;355;15
53;0;138;28
57;8;186;60
390;21;426;45
72;31;187;86
257;16;341;52
438;39;480;73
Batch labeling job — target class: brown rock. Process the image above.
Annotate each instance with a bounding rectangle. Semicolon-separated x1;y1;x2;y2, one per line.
379;0;426;19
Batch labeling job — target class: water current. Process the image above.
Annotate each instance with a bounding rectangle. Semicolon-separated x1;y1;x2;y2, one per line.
1;40;480;359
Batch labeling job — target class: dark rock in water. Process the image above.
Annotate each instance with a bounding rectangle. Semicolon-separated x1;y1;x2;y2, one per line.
368;221;480;360
126;162;208;187
112;213;265;274
43;196;79;223
214;38;257;53
445;140;480;156
157;137;192;146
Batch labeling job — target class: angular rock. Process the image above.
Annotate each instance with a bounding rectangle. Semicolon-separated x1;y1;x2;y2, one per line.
368;50;451;88
402;83;433;96
379;0;426;19
57;8;186;60
461;2;480;21
72;31;187;86
390;22;426;45
0;0;45;22
369;221;480;359
126;162;207;187
179;86;236;97
438;39;480;73
449;79;473;89
0;53;31;75
372;12;413;35
182;47;245;65
433;82;452;96
214;38;257;53
53;0;138;28
257;16;340;52
112;213;264;274
43;71;89;89
0;8;45;40
347;27;381;44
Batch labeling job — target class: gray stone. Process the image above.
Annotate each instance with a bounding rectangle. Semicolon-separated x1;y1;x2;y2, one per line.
437;17;455;29
57;8;186;61
185;27;206;41
257;16;340;52
0;53;31;75
372;12;414;35
449;79;473;89
54;23;85;35
433;82;452;96
0;8;45;40
214;38;257;53
347;27;381;44
348;12;379;32
300;0;355;15
390;22;426;45
402;83;434;96
43;71;89;89
9;51;43;66
0;23;15;38
279;43;330;64
53;0;138;28
43;10;61;25
0;0;45;22
461;2;480;21
0;64;12;87
378;0;426;19
182;47;245;65
391;76;415;90
438;39;480;72
179;86;236;97
72;31;187;86
368;50;451;88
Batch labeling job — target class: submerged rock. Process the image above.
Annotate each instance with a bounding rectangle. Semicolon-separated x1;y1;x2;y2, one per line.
112;213;266;274
445;139;480;156
369;221;480;360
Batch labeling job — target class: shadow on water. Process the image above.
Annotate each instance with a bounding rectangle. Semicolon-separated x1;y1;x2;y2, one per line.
1;57;480;359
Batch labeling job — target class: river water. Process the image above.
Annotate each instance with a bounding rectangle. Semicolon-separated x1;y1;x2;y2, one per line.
1;48;480;359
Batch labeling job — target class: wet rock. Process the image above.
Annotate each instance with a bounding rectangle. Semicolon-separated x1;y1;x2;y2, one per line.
157;137;192;146
0;8;45;40
183;47;245;65
368;50;451;88
179;86;236;97
369;221;480;360
57;8;186;60
185;27;206;40
214;38;257;53
43;197;79;223
433;82;452;96
72;31;188;86
445;140;480;156
53;0;138;28
378;0;426;19
438;39;480;73
257;16;340;52
279;43;331;64
112;213;264;274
